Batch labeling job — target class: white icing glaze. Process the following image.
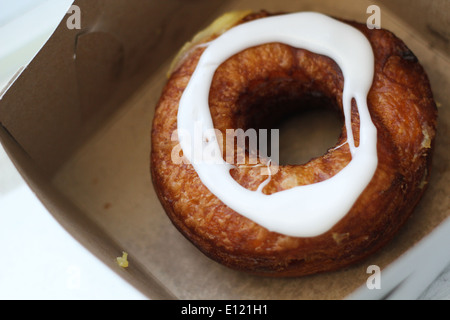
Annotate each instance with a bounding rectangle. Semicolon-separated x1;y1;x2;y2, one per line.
177;12;378;237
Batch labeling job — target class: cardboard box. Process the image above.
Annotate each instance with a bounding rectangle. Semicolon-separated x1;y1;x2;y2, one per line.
0;0;448;299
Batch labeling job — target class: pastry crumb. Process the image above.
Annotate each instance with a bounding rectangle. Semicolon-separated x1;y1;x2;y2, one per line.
421;126;432;149
116;252;129;268
332;232;350;245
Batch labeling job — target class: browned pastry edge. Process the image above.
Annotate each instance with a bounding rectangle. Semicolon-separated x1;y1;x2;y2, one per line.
150;11;438;277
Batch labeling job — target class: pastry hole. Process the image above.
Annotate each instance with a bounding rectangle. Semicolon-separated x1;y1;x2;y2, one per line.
228;89;347;194
238;94;344;166
232;75;347;166
278;106;343;165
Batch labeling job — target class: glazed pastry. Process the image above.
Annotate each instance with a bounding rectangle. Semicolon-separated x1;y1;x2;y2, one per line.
151;11;437;276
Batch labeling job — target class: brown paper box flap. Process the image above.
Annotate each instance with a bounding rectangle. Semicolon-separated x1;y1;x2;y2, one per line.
0;0;227;176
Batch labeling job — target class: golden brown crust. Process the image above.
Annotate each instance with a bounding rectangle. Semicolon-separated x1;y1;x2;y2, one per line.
150;12;437;277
